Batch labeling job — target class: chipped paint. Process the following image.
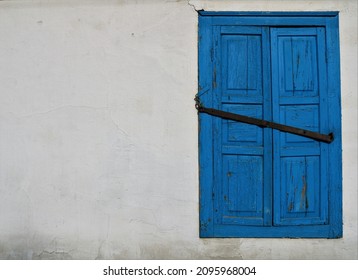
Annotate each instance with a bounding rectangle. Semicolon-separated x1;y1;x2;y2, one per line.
300;176;308;210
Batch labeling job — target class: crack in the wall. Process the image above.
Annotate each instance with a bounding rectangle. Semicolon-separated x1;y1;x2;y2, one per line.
34;250;72;260
187;0;200;12
18;105;108;119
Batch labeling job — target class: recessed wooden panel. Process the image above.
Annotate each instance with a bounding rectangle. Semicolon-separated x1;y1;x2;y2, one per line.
221;34;262;101
280;105;320;146
275;156;327;225
220;155;264;225
278;35;318;97
222;104;263;146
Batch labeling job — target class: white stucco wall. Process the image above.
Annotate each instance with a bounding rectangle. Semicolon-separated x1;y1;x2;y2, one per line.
0;0;356;259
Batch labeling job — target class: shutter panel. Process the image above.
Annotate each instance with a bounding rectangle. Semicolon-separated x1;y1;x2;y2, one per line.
213;27;272;227
271;28;329;226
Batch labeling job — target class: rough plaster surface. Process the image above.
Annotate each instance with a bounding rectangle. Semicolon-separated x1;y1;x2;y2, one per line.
0;0;357;259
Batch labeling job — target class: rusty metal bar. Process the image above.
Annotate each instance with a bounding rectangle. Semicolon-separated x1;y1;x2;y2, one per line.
198;106;334;143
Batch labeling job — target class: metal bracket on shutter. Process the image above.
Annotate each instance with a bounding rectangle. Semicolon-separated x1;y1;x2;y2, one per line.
195;94;334;143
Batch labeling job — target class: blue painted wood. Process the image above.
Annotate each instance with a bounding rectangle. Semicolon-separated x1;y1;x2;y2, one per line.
222;155;264;225
212;17;329;27
212;26;270;229
213;224;335;238
198;11;339;17
221;105;263;146
271;28;329;227
198;15;214;237
198;13;342;238
262;27;273;226
326;16;342;238
220;27;263;102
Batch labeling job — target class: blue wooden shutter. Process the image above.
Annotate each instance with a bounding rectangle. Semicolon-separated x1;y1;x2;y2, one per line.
212;26;272;228
271;28;329;226
198;13;342;238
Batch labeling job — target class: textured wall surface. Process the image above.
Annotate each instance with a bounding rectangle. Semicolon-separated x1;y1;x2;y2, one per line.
0;0;357;259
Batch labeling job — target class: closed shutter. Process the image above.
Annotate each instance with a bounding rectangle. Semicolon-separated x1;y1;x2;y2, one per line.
199;13;342;238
